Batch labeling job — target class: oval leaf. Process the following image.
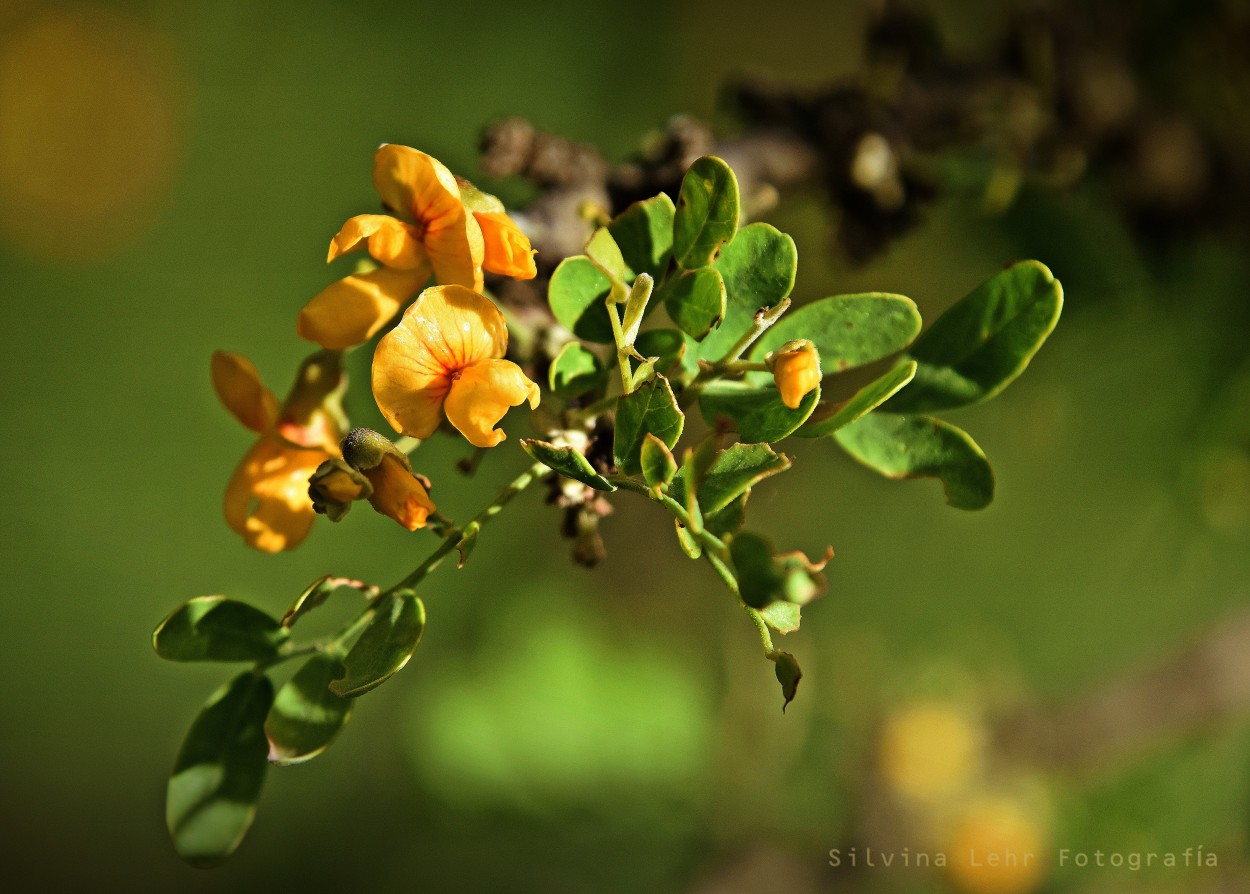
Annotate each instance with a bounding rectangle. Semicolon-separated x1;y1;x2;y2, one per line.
672;156;740;269
754;293;921;372
265;654;353;766
640;432;678;490
759;601;801;635
520;438;616;491
669;442;791;515
661;266;726;340
548;255;614;343
154;596;288;663
694;222;798;362
608;192;675;279
833;412;994;510
797;360;917;438
585;227;629;282
698;381;820;443
885;261;1064;413
613;374;684;476
167;672;273;866
331;591;426;697
634;328;686;375
547;342;607;399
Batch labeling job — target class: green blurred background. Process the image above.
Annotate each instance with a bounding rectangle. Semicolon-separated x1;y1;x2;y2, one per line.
3;1;1249;891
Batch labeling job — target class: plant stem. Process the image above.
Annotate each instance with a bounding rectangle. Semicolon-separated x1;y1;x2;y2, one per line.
717;298;791;364
605;296;634;394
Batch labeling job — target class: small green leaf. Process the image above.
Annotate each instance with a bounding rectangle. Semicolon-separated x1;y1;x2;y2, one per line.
759;601;801;635
608;192;675;279
281;578;335;629
634;328;686;374
704;491;749;537
670;442;791;514
613;375;684;476
730;532;785;609
330;591;426;697
265;655;352;767
753;293;921;372
167;672;273;866
621;273;654;344
885;261;1064;413
672;156;740;269
674;519;702;559
834;412;995;510
628;357;657;390
548;256;614;343
798;360;917;438
698;381;820;443
547;343;607;399
773;651;802;711
640;433;678;490
585;227;630;282
455;521;480;568
694;222;798;361
153;597;288;663
520;438;615;491
660;266;726;340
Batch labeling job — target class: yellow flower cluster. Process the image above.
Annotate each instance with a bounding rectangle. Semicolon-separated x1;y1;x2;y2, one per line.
214;146;541;551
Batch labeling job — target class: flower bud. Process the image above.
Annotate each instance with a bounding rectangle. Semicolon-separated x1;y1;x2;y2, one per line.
308;458;372;522
340;428;436;531
768;340;822;409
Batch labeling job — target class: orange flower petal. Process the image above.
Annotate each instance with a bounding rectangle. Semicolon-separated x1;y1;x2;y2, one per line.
443;358;540;448
297;264;429;350
772;347;822;409
475;210;537;280
211;351;279;434
327;214;427;269
363;453;436;531
223;437;329;552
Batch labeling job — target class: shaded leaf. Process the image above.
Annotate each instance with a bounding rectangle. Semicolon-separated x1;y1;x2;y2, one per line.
330;591;426;697
834;413;994;510
730;531;785;609
548;256;614;343
885;261;1063;412
154;597;288;663
608;192;675;279
672;156;739;269
167;672;273;866
660;266;726;340
798;360;917;438
613;375;684;476
634;328;686;375
265;655;352;766
704;490;749;537
520;438;616;491
455;521;480;568
698;381;820;443
773;651;802;711
548;342;607;399
754;293;921;372
670;442;791;515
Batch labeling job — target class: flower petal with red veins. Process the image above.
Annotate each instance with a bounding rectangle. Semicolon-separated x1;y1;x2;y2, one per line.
443;358;540;448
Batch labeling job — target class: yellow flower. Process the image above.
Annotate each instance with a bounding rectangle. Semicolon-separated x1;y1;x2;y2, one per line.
297;144;535;350
770;340;822;409
211;350;344;552
372;285;540;448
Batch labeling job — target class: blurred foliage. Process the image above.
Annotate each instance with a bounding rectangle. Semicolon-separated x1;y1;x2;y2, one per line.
2;0;1249;892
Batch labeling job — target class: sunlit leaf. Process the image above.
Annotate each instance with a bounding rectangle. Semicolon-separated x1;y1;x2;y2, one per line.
265;655;352;766
548;342;607;399
672;156;739;269
670;442;791;514
330;591;426;697
754;292;921;372
520;438;616;491
640;433;678;491
613;375;684;476
585;227;629;282
549;255;614;343
698;380;819;443
758;601;801;635
608;192;675;280
798;361;917;438
660;266;726;340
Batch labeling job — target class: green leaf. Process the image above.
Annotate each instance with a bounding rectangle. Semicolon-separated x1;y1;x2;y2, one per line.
694;222;798;361
753;292;921;372
547;342;607;399
520;438;616;491
330;591;426;697
265;655;352;767
674;519;702;559
634;328;686;375
167;672;273;866
608;192;675;279
672;156;740;269
281;578;336;628
660;266;726;340
670;442;791;515
153;597;288;663
698;381;820;443
834;412;995;510
773;651;802;712
885;261;1064;413
585;227;630;282
640;433;678;491
548;256;614;343
758;601;801;635
612;374;684;476
798;360;917;438
455;521;480;568
730;532;785;609
705;491;749;537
